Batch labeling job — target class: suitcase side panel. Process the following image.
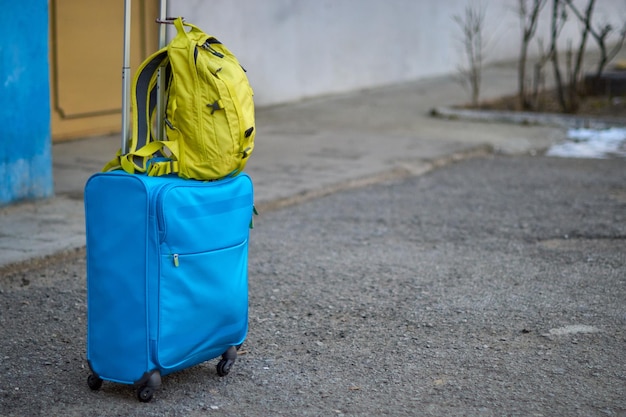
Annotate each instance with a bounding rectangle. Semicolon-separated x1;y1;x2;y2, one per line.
85;173;153;384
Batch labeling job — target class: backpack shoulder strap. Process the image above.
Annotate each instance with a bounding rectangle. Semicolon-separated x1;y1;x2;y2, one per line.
132;48;169;152
103;47;169;173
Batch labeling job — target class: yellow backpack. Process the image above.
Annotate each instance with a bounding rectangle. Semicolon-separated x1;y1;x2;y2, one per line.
105;17;255;180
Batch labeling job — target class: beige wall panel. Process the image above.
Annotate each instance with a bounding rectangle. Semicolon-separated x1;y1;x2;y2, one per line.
50;0;158;142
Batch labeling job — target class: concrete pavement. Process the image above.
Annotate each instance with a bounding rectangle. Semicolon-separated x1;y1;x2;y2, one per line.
0;57;617;268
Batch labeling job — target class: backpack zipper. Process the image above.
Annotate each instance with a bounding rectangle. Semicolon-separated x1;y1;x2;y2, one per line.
200;40;224;58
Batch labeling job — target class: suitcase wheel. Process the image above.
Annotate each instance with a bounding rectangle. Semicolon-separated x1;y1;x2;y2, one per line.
216;359;234;376
87;374;103;391
216;346;238;377
136;370;162;403
137;385;156;403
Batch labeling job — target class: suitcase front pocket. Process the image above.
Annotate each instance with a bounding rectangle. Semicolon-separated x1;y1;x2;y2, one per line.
156;240;248;370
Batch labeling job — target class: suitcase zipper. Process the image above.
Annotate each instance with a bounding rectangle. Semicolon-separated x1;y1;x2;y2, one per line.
153;182;175;242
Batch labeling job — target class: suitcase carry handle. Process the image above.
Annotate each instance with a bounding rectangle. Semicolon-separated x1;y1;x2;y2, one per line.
156;17;183;24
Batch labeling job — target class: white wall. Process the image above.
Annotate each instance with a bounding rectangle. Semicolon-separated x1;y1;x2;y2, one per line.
168;0;626;106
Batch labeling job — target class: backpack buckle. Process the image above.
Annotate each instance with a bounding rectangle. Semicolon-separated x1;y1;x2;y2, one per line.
207;100;224;115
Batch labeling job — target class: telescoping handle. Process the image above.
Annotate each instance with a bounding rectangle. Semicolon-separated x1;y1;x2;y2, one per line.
121;0;132;154
154;0;169;143
120;0;169;154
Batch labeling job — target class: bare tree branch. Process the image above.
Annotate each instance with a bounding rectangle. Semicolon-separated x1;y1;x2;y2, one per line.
562;0;626;78
454;3;487;106
550;0;568;111
517;0;547;109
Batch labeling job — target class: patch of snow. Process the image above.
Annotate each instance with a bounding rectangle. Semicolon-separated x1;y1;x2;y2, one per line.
546;127;626;159
547;325;601;336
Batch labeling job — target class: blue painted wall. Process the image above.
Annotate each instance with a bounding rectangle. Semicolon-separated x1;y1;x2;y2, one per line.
0;0;53;205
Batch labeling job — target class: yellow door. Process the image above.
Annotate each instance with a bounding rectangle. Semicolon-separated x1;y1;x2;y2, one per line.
49;0;159;142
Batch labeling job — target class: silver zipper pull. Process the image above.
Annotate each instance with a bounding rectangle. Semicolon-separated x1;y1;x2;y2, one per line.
173;253;179;267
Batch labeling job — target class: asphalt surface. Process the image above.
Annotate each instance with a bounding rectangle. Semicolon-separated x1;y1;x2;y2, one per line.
1;154;625;416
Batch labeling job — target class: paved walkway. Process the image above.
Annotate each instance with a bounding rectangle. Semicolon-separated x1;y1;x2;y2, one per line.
0;57;617;268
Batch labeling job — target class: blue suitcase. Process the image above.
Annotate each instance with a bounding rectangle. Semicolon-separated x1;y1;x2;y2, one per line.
84;171;253;402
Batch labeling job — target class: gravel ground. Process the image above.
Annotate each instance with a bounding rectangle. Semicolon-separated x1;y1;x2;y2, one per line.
1;155;625;416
